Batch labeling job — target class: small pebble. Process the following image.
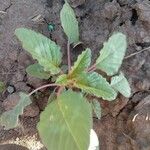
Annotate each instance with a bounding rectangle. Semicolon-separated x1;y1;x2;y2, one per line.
7;85;15;94
48;23;55;32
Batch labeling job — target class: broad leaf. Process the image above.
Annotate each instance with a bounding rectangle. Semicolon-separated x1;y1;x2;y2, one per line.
69;48;91;77
37;90;92;150
15;28;62;74
0;81;5;93
75;72;117;100
111;72;131;98
60;1;79;44
92;99;101;119
0;92;31;129
26;63;50;79
96;33;127;76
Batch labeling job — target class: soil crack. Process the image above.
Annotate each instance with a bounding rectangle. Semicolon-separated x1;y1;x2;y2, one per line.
116;91;146;117
3;1;13;12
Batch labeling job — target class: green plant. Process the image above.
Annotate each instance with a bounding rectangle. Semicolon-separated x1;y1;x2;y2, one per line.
0;1;131;150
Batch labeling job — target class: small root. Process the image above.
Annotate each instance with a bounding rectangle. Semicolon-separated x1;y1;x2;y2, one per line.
124;47;150;59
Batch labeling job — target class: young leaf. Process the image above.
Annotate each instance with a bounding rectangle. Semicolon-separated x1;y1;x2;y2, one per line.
0;81;5;93
37;90;92;150
26;63;50;79
69;48;91;77
111;72;131;98
92;99;101;119
75;72;117;100
56;74;68;85
96;33;127;76
15;28;62;74
0;92;31;130
60;1;79;44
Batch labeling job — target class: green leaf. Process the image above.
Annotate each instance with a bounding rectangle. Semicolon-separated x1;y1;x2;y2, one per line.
96;33;127;76
15;28;62;74
0;92;31;130
37;90;92;150
60;1;79;44
48;92;57;104
0;81;5;93
26;63;50;79
75;72;117;100
92;99;101;119
56;74;68;85
111;72;131;98
69;48;91;77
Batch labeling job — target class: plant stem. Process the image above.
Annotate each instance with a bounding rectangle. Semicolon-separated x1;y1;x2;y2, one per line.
87;64;96;72
29;83;59;96
88;67;96;73
57;86;64;97
67;41;71;72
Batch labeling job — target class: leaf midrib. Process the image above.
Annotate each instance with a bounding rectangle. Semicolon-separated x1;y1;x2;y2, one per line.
97;50;113;65
57;100;82;150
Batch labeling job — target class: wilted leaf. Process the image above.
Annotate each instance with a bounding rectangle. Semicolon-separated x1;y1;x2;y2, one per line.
60;1;79;44
0;92;31;130
96;33;127;76
69;48;91;77
92;99;101;119
0;81;5;93
75;72;117;100
111;72;131;98
15;28;62;74
38;90;92;150
26;63;50;79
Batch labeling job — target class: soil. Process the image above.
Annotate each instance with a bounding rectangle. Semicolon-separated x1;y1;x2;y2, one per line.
0;0;150;150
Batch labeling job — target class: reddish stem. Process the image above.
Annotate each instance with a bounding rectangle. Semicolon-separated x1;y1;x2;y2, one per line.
29;83;59;96
87;64;96;72
67;41;71;72
57;86;64;97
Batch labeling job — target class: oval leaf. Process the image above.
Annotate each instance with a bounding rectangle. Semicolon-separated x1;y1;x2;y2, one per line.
15;28;62;74
0;92;31;130
75;72;117;100
69;48;91;77
111;72;131;98
96;33;127;76
26;63;50;79
37;90;92;150
60;2;79;44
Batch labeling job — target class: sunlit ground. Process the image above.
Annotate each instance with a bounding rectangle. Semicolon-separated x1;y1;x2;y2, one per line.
1;134;44;150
